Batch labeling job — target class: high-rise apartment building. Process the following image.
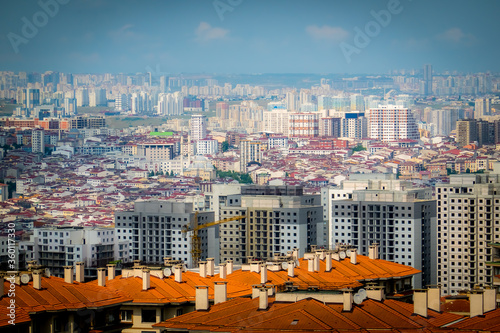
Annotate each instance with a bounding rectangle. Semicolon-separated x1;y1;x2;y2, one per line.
240;140;264;173
285;91;299;111
31;128;45;153
17;88;40;109
219;185;325;263
263;109;289;136
436;166;500;295
157;92;184;116
191;114;207;141
421;64;433;96
475;98;491;119
321;174;437;288
115;200;215;268
288;112;319;137
319;117;341;137
369;105;419;142
331;111;367;139
216;102;229;119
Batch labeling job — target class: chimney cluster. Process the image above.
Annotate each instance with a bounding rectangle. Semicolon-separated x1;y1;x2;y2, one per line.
413;285;442;318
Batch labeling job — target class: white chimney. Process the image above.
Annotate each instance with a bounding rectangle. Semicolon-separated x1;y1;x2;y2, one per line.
350;249;357;265
484;286;496;313
207;258;215;276
107;264;116;280
199;261;207;278
174;265;183;283
469;289;484;317
427;285;441;312
316;251;325;260
343;289;353;312
366;285;385;301
75;262;85;283
33;270;42;290
133;259;141;267
258;287;268;310
252;285;260;299
97;268;106;287
219;263;227;279
325;252;332;272
287;260;294;277
413;289;428;318
292;248;299;260
214;281;227;304
64;266;73;284
250;261;261;273
313;254;320;272
307;258;314;272
260;263;267;284
195;286;209;310
142;269;150;291
368;243;379;260
226;260;233;275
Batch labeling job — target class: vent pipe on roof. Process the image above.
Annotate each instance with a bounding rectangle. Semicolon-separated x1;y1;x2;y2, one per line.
470;289;484;317
427;285;441;312
260;263;267;284
368;243;379;260
219;263;227;279
292;248;299;260
76;262;85;283
313;254;320;272
207;258;215;276
199;261;207;278
288;260;295;277
64;265;73;284
342;289;353;312
258;287;268;310
307;258;314;272
195;285;209;311
325;252;332;272
107;264;116;280
350;249;358;265
226;260;233;275
97;268;106;287
174;264;183;283
413;289;428;318
142;268;150;291
214;281;227;304
33;270;42;290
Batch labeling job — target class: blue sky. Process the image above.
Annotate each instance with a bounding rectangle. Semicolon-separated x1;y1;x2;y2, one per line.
0;0;498;74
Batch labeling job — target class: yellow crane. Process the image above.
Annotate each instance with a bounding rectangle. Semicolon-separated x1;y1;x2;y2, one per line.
182;212;246;266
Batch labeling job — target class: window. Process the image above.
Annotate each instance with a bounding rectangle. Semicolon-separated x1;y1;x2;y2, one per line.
121;310;133;322
141;309;157;323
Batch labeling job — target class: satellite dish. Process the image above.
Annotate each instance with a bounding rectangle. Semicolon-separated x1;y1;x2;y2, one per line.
45;268;51;277
20;274;30;284
339;251;346;260
353;293;364;305
358;288;367;300
346;249;351;258
163;268;172;277
281;262;288;270
332;253;340;261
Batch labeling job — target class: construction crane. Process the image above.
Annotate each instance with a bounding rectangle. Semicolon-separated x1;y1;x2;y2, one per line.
182;213;246;267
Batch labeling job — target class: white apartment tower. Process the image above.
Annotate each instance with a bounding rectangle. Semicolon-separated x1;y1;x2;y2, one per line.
240;140;264;173
436;165;500;295
369;105;419;142
31;128;45;153
191;114;207;141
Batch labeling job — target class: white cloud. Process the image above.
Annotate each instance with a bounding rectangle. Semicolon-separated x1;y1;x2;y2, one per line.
306;25;349;42
436;28;477;45
195;22;229;42
108;24;142;42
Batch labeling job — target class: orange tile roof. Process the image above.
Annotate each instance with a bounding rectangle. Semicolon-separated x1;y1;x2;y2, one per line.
154;297;464;332
0;276;131;327
90;255;419;304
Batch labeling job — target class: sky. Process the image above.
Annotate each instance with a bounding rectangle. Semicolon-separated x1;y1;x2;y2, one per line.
0;0;498;75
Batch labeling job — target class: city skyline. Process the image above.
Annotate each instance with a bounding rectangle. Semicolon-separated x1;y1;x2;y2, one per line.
1;0;500;74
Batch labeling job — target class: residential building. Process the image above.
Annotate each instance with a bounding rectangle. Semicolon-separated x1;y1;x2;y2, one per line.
288;112;319;137
369;105;419;142
321;174;437;288
191;114;207;141
263;109;289;136
475;98;491;119
31;128;44;153
240;140;264;173
436;164;500;295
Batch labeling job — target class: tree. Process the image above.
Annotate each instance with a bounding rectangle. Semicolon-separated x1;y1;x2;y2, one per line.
221;141;229;152
352;145;366;152
148;171;155;177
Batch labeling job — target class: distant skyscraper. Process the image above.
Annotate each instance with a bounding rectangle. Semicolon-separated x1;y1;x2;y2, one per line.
157;92;183;116
31;128;45;153
421;64;433;96
17;88;40;109
285;91;299;111
216;102;229;119
319;117;341;137
475;98;491;119
191;114;207;141
456;119;478;147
